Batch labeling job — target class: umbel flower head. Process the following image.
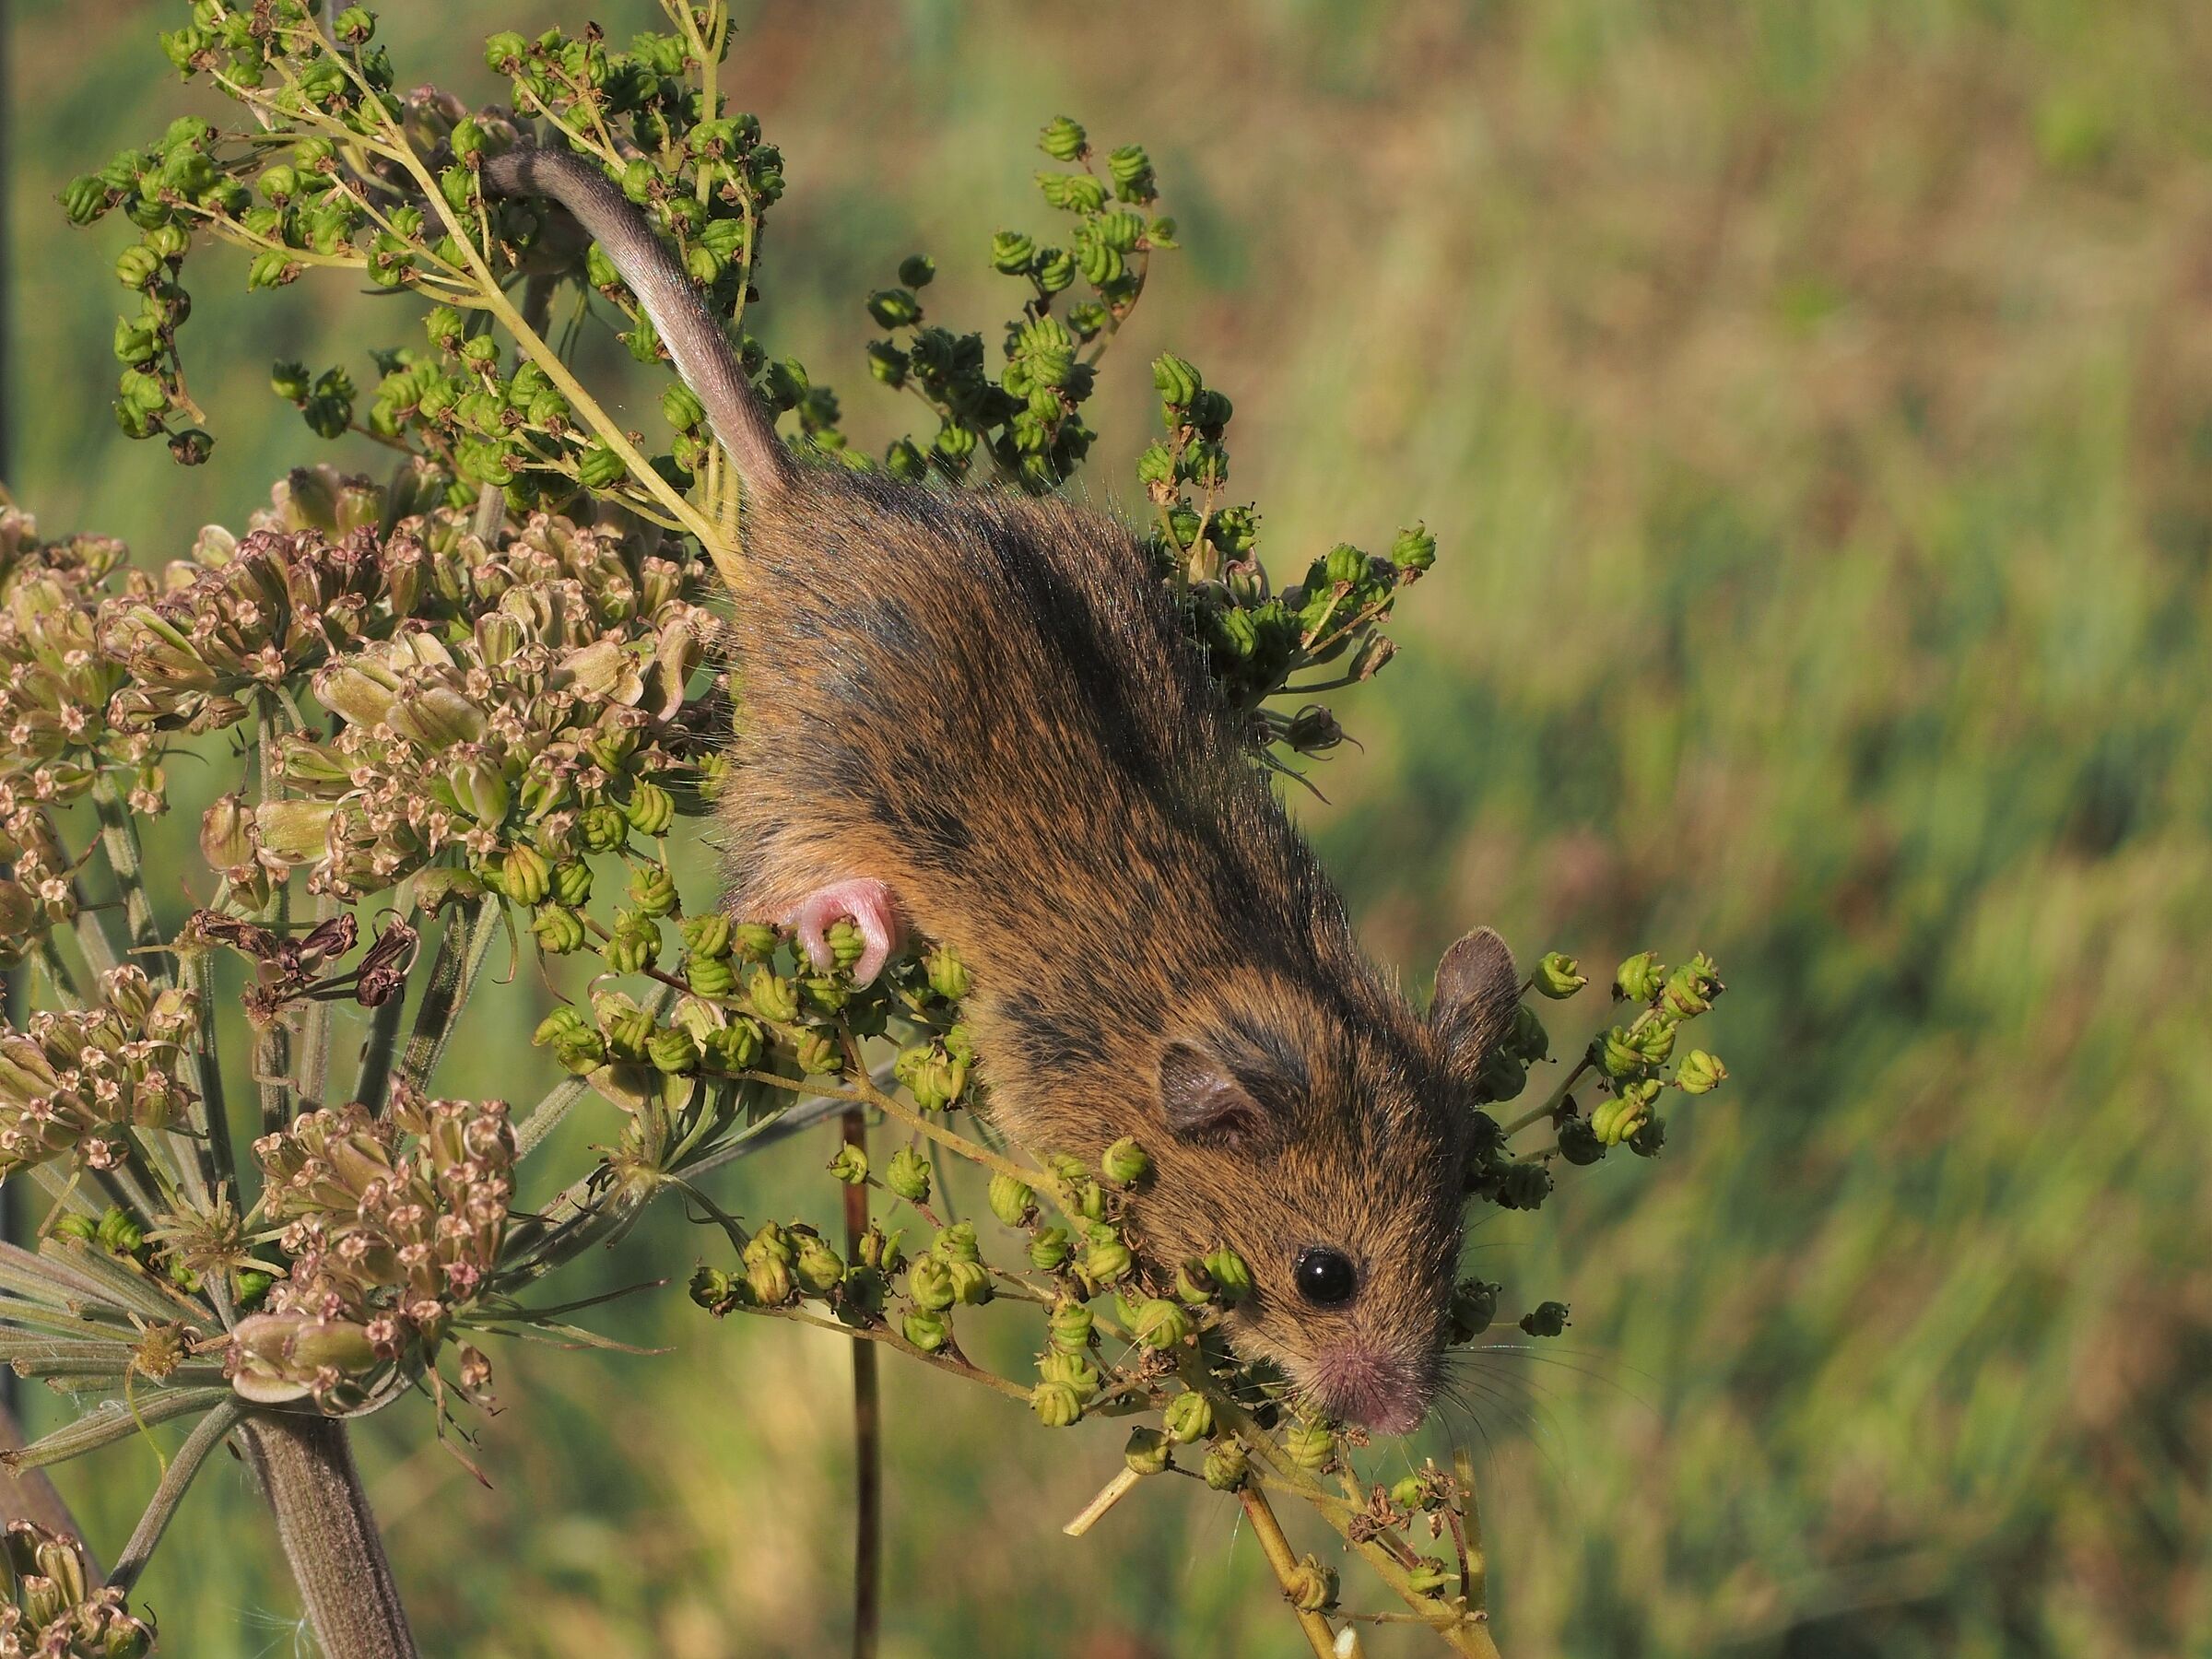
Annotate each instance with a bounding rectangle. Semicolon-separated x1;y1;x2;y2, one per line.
0;965;197;1180
0;1521;152;1658
234;1085;516;1410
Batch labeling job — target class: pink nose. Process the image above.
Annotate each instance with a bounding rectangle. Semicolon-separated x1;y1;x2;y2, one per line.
1312;1347;1430;1435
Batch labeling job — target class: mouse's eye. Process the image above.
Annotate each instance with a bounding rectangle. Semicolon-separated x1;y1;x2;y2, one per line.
1293;1247;1358;1307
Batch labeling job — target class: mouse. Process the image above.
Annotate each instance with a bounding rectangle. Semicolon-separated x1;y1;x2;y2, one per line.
484;146;1523;1433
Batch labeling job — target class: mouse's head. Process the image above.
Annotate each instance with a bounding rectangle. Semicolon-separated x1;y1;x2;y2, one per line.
1130;928;1520;1434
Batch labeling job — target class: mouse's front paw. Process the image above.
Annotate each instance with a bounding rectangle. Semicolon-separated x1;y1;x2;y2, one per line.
783;878;905;986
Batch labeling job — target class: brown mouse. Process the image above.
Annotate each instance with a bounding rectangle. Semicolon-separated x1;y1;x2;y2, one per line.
485;147;1521;1432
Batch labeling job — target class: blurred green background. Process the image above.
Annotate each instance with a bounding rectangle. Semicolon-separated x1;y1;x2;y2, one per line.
10;0;2212;1653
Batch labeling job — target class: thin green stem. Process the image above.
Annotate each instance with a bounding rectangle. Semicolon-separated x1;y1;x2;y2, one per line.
397;900;500;1091
88;773;161;971
108;1397;243;1594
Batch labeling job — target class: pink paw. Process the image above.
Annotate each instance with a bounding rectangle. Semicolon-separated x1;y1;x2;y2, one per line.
783;878;905;986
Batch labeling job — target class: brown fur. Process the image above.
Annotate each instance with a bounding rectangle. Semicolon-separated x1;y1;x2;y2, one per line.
721;472;1515;1424
484;147;1521;1427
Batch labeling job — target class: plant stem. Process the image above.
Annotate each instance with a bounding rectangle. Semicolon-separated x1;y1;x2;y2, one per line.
398;900;500;1090
241;1413;418;1659
88;773;162;970
109;1398;243;1594
0;1401;93;1566
841;1109;881;1659
1238;1485;1339;1659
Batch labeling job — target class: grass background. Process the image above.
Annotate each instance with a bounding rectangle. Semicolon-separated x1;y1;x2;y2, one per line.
8;0;2212;1653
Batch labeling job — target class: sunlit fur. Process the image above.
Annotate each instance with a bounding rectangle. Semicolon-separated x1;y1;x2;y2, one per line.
717;472;1513;1430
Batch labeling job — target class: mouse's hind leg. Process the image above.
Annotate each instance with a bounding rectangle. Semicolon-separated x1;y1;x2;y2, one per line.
784;877;906;986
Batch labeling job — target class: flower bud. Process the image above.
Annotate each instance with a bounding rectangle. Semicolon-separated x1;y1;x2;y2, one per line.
1124;1427;1171;1476
1101;1136;1151;1186
1163;1390;1213;1443
1183;1439;1244;1496
886;1146;931;1204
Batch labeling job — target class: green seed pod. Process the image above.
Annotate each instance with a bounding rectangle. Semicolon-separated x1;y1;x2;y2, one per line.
687;954;736;997
629;863;679;917
535;1007;589;1046
1132;1298;1191;1350
1390;1475;1428;1511
1030;1379;1082;1426
1286;1419;1335;1471
1614;950;1666;1003
1152;353;1201;407
646;1025;700;1074
1595;1027;1646;1081
1534;950;1587;999
1202;1439;1249;1491
865;288;922;329
1032;248;1077;293
662;382;706;431
924;944;971;1001
945;1259;992;1305
1509;1003;1550;1065
794;1030;842;1075
581;802;629;852
1162;1390;1213;1443
731;923;781;961
990;229;1036;275
1048;1299;1093;1354
745;965;799;1024
1557;1114;1606;1166
550;1027;606;1076
624;780;675;836
899;1309;948;1352
1028;1226;1072;1271
1390;522;1438;574
987;1173;1035;1227
906;1257;955;1312
1173;1258;1218;1305
1083;1236;1133;1284
532;903;586;955
1633;1019;1677;1065
700;1018;761;1071
933;1222;981;1265
500;844;551;905
897;253;935;288
1101;1136;1151;1186
828;1143;869;1184
1629;1115;1667;1157
605;913;663;977
865;339;908;386
1519;1300;1570;1338
886;1146;932;1204
550;861;593;908
62;174;113;227
1124;1428;1171;1477
1039;116;1087;161
115;245;162;289
1038;1350;1101;1399
1448;1278;1500;1344
1676;1050;1726;1094
1203;1248;1253;1306
743;1246;793;1307
794;1233;844;1295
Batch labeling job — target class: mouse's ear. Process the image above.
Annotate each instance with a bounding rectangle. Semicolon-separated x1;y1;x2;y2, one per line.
1430;927;1520;1080
1157;1041;1277;1152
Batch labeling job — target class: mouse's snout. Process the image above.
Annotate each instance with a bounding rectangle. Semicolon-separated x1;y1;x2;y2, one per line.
1309;1342;1434;1436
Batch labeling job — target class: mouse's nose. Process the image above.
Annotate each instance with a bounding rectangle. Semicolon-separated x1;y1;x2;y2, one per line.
1311;1345;1430;1435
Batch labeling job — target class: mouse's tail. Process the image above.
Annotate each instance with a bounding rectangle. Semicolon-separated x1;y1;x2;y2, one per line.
481;146;794;506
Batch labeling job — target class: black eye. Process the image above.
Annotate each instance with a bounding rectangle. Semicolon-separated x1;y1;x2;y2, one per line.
1294;1247;1357;1307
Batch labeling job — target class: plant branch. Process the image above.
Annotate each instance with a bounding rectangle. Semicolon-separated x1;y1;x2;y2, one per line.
109;1397;244;1594
241;1412;419;1659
